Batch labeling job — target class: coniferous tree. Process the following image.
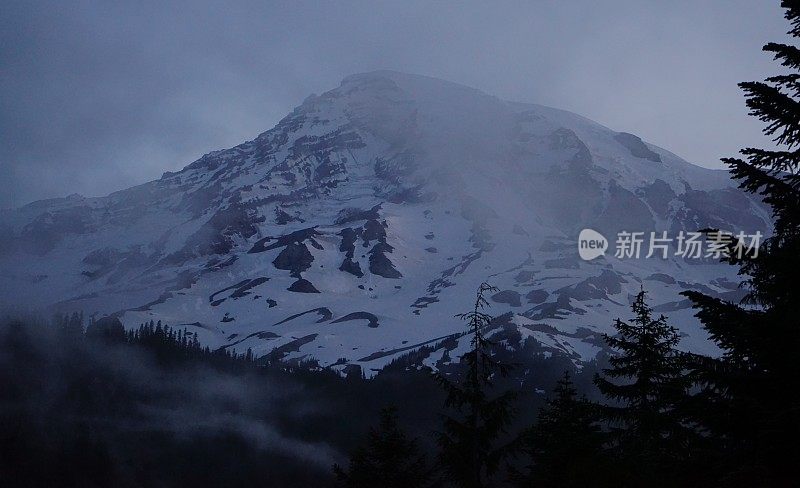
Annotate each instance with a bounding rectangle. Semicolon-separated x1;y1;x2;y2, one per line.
511;371;606;488
59;311;84;338
333;407;432;488
594;289;691;483
680;1;800;482
434;283;516;488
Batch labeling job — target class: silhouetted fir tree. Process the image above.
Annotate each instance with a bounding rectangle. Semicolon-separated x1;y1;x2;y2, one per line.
594;289;692;484
121;319;254;369
679;1;800;483
58;311;84;338
333;407;433;488
510;371;607;487
84;315;126;342
434;283;517;488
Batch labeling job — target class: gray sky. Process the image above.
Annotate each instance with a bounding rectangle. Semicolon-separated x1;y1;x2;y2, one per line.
0;0;788;207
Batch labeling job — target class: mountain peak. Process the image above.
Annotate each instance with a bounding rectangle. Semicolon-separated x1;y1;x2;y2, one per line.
0;72;770;374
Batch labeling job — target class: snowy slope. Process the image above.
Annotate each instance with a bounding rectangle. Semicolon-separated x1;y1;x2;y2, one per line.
0;71;771;374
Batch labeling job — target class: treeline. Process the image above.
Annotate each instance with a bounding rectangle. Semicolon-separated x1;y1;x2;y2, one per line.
0;308;582;488
4;268;789;487
56;311;257;366
333;286;693;487
336;278;793;487
0;313;338;487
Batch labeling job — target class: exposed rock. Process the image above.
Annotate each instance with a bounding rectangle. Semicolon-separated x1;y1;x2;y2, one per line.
539;240;570;252
670;188;768;239
314;155;346;182
653;299;693;313
338;227;362;257
210;277;270;306
273;307;332;326
209;279;251;304
525;289;549;304
82;246;150;283
374;151;417;181
339;257;364;277
249;227;320;254
362;219;387;243
382;185;430;204
368;243;402;278
645;273;677;285
638;179;676;219
266;333;318;361
412;296;439;309
204;255;238;271
614;132;662;162
535;151;604;233
164;203;264;264
593;180;655;237
334;204;382;225
491;290;522;307
560;269;625;301
274;207;304;225
549;127;594;170
527;294;587;320
710;277;740;290
272;243;314;277
230;277;270;299
287;278;320;293
331;311;380;328
20;205;96;255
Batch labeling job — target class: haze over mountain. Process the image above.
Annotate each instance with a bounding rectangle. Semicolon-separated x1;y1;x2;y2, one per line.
0;71;771;374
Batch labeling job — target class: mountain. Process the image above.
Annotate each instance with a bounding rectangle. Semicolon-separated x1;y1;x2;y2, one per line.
0;71;771;374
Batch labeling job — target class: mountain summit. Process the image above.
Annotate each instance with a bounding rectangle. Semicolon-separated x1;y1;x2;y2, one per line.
0;71;770;372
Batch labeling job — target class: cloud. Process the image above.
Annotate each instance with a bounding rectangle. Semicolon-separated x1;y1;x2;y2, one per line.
0;0;787;207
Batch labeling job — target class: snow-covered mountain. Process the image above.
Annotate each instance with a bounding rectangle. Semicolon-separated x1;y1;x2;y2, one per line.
0;71;771;374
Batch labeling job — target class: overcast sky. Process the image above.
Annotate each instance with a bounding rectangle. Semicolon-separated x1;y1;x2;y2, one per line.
0;0;788;207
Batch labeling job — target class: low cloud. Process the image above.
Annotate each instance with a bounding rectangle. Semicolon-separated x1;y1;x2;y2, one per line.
0;0;787;207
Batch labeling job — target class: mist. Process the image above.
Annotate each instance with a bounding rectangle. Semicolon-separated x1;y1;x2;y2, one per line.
0;0;786;207
0;314;346;485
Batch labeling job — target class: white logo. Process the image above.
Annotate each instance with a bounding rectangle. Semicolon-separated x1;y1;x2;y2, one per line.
578;229;762;260
578;229;608;261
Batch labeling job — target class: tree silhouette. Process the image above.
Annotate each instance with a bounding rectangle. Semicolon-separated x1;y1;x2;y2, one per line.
333;407;432;488
511;371;607;487
681;1;800;483
594;289;692;484
434;283;516;488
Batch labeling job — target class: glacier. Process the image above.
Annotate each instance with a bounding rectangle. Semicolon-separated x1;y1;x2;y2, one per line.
0;70;771;374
